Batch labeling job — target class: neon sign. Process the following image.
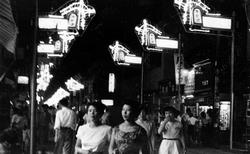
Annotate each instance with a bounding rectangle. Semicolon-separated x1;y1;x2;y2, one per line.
44;87;70;106
65;77;84;91
135;19;178;51
59;0;95;31
109;41;142;66
108;73;115;93
174;0;232;32
38;0;96;55
38;15;68;30
37;63;54;91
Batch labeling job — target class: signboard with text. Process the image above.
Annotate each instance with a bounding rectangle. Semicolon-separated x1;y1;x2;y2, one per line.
194;61;213;93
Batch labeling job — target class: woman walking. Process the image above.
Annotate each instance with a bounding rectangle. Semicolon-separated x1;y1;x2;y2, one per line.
158;106;186;154
136;106;155;154
75;102;112;154
109;100;149;154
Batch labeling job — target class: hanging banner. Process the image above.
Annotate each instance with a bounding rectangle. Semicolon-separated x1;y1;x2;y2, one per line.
174;53;185;85
184;69;195;95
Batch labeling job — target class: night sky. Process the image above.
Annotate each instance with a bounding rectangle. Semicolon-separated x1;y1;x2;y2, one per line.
11;0;246;99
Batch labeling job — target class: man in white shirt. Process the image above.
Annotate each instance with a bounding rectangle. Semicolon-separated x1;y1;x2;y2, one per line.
54;97;76;154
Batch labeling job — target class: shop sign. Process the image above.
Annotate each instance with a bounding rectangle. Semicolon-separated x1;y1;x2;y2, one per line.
174;0;232;34
194;61;213;93
135;19;178;52
109;41;141;66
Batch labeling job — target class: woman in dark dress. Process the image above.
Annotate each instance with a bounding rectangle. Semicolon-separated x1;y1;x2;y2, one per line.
109;100;149;154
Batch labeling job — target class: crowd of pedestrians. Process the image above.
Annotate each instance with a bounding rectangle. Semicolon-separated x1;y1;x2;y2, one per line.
52;97;187;154
0;97;221;154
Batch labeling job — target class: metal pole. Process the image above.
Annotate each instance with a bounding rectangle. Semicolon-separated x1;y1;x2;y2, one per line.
230;11;235;150
140;51;144;104
178;33;182;104
30;0;38;153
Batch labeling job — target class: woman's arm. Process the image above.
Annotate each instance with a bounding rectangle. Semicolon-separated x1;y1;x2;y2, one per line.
108;128;116;154
75;138;82;154
74;138;90;154
158;119;168;134
179;127;186;153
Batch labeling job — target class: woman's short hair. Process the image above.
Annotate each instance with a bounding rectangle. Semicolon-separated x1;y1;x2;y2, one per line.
162;106;179;117
87;102;106;116
122;99;140;118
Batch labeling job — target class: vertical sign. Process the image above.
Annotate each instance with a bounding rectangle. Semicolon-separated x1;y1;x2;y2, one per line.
174;53;185;85
109;73;115;93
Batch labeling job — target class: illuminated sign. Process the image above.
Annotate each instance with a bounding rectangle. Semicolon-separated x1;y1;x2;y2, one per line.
37;44;55;53
47;54;63;57
17;76;29;84
38;15;68;30
109;41;142;65
44;87;70;106
101;99;114;106
37;63;53;91
202;16;231;30
183;69;195;95
37;0;96;57
135;19;162;49
124;56;142;64
59;0;96;31
156;36;178;49
37;31;76;55
135;19;178;51
65;77;84;91
108;73;115;93
174;0;232;32
58;31;76;53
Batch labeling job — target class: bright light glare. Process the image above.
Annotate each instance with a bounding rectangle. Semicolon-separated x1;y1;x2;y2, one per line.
37;44;55;53
65;77;84;91
101;99;114;106
156;38;178;49
186;95;194;98
220;101;230;105
44;87;70;106
47;54;63;57
124;56;142;64
37;63;53;91
38;17;68;30
17;76;29;84
202;16;231;30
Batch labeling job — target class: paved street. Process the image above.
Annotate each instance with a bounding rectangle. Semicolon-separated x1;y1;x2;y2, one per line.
186;147;247;154
38;148;247;154
36;146;248;154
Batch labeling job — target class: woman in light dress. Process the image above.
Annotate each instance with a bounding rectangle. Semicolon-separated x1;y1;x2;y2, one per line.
158;106;186;154
75;102;112;154
109;101;149;154
135;106;155;154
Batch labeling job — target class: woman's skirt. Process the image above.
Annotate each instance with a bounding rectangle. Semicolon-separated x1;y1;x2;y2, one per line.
158;139;184;154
